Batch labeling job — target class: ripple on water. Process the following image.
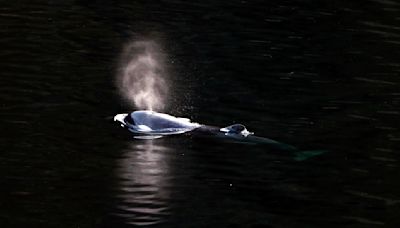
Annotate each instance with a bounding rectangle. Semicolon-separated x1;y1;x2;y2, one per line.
114;142;172;226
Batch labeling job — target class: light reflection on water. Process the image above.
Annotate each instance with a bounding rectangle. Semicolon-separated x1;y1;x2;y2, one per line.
115;141;172;226
1;0;400;227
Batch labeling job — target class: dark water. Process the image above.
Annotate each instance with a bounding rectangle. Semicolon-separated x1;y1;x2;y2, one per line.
1;1;400;227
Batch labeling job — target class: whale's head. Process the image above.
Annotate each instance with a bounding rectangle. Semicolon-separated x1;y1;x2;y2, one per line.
220;124;253;137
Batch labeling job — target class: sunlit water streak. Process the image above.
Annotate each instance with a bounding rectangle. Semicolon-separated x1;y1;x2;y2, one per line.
115;141;172;226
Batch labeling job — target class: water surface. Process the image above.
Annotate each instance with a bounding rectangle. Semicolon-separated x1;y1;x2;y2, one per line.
1;0;400;227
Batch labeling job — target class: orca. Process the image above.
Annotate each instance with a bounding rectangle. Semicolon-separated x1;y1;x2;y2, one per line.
114;111;284;146
114;110;327;160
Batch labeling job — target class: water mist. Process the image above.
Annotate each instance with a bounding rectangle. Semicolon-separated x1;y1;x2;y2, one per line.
116;40;169;111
